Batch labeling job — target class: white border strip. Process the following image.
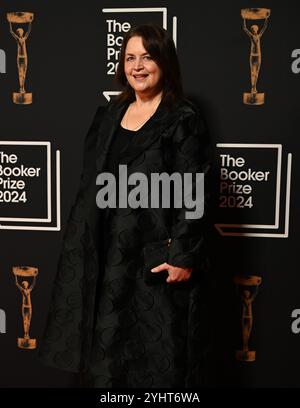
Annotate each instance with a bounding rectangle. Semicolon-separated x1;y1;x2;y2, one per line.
102;7;168;29
172;16;177;47
103;91;121;101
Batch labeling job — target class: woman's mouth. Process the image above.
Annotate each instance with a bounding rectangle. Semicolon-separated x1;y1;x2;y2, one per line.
133;74;148;81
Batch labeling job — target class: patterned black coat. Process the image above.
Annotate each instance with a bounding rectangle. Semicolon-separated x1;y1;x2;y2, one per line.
39;98;211;387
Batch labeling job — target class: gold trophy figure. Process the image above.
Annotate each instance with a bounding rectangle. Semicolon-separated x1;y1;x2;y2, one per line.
13;266;38;349
234;275;262;362
241;8;271;105
7;12;34;104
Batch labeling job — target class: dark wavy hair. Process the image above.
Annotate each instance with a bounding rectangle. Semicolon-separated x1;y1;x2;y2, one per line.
114;23;184;107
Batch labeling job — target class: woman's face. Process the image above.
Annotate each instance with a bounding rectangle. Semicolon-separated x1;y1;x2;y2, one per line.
124;36;163;96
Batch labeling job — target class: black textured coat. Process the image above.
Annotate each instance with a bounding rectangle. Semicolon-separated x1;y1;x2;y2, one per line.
39;98;212;387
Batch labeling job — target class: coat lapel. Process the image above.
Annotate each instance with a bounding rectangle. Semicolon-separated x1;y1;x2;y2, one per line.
96;98;179;172
95;101;128;174
119;101;180;166
85;101;128;253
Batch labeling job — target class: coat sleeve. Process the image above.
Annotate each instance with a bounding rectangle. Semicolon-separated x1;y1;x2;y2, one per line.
167;108;211;271
56;104;106;267
58;105;105;260
78;106;107;192
38;106;106;372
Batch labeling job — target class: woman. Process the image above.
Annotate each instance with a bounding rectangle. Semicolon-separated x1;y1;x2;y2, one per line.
39;23;211;388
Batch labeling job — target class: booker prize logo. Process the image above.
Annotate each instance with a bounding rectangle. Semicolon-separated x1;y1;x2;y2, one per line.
241;8;271;105
0;143;61;232
13;266;38;349
7;11;34;105
215;144;292;238
234;275;262;362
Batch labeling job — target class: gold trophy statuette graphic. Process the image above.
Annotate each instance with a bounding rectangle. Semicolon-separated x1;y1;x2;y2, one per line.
234;275;262;362
7;12;34;104
13;266;38;349
241;8;271;105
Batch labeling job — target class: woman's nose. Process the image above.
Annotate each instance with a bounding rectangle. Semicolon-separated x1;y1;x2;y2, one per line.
133;57;143;69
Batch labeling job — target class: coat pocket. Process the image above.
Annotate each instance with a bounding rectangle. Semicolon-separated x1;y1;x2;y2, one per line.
142;238;171;285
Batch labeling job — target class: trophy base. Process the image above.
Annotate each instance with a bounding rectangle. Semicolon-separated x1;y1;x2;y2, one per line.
18;337;36;349
236;350;256;362
13;92;32;105
243;92;264;105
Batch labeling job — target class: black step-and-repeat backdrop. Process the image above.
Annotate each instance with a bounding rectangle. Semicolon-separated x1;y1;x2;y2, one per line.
0;0;299;387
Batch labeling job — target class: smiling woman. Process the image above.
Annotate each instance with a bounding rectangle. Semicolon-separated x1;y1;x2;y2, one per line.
115;24;183;109
124;36;163;95
119;35;164;131
40;23;211;388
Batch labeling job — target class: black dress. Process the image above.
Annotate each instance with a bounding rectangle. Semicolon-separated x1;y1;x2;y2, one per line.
100;122;149;256
82;120;211;388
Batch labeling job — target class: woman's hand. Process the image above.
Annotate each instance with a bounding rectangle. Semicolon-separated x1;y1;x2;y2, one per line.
151;263;192;283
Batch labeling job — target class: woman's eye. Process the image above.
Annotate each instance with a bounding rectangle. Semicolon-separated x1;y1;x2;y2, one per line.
126;56;134;61
144;55;152;60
